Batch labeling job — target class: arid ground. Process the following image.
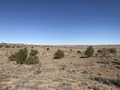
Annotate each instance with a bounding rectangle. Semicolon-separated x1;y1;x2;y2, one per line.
0;44;120;90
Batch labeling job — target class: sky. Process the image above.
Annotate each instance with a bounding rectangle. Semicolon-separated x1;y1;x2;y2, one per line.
0;0;120;45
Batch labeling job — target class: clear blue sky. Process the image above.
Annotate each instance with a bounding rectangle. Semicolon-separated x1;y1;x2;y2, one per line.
0;0;120;45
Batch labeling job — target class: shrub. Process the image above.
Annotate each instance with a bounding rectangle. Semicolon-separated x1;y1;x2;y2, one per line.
25;56;39;64
15;48;28;64
100;48;112;66
96;48;110;58
108;48;117;54
85;46;94;57
53;49;64;59
77;50;81;54
29;50;38;56
8;48;39;64
8;48;28;64
97;49;102;53
101;48;110;58
46;48;49;51
26;49;39;64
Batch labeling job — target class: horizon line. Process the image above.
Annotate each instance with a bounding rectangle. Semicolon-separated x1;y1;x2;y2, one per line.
0;42;120;46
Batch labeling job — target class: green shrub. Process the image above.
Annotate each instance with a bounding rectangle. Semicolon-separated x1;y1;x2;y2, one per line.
85;46;94;57
25;56;39;64
26;49;39;64
29;50;38;56
8;48;39;64
15;48;28;64
108;48;117;54
8;48;28;64
53;49;64;59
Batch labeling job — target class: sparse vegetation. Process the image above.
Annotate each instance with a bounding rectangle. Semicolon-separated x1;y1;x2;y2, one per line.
8;48;39;64
5;45;10;48
97;48;117;56
101;48;109;58
85;46;94;57
108;48;117;54
101;48;111;66
53;49;64;59
60;64;67;70
97;48;117;67
1;44;119;90
92;76;120;88
56;81;72;90
36;63;42;73
8;54;16;61
11;45;15;48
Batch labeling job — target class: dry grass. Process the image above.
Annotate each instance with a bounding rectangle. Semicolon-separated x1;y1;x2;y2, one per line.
0;44;120;90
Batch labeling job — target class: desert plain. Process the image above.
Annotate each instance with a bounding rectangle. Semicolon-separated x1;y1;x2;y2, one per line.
0;43;120;90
